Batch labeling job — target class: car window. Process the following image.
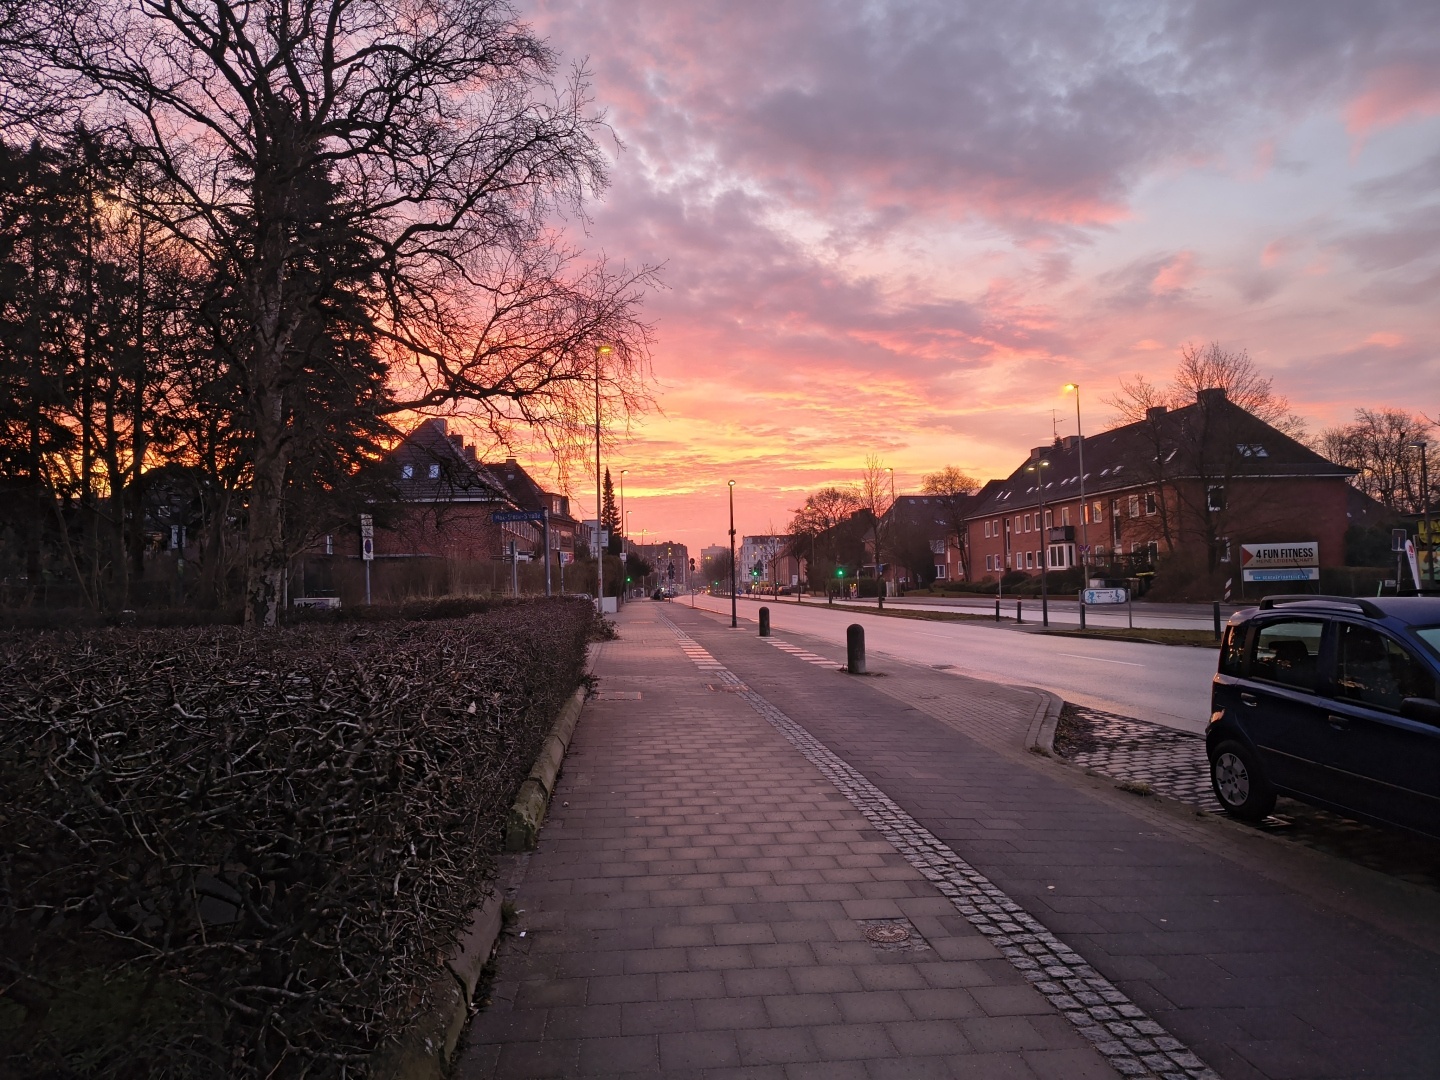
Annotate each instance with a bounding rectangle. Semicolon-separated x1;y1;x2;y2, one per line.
1335;624;1436;713
1415;626;1440;658
1218;624;1247;676
1250;619;1324;691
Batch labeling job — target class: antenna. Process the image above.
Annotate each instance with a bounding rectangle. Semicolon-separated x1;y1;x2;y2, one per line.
1051;409;1060;442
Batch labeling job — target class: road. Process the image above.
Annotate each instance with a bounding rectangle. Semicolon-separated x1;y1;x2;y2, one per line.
828;593;1233;631
680;592;1217;733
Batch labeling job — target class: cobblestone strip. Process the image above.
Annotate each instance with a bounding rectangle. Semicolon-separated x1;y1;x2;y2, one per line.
1064;705;1218;810
664;617;1219;1080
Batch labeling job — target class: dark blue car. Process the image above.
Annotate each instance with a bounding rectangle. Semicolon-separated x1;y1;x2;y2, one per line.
1207;594;1440;836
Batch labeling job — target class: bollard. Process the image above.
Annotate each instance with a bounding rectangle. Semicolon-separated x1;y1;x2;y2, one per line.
759;606;771;637
1079;603;1086;630
1016;600;1023;624
994;599;1000;622
846;623;866;674
1213;600;1222;640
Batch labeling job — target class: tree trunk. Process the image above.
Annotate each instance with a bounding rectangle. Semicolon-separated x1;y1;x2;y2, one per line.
244;383;290;628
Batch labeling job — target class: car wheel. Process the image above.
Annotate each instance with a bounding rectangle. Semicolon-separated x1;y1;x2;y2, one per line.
1209;740;1276;822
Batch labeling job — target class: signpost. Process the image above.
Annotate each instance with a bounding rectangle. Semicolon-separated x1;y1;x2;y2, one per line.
360;514;374;605
1240;542;1319;587
491;510;546;524
1082;587;1127;605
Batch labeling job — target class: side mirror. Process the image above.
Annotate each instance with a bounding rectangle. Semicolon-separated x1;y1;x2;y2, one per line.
1399;697;1440;726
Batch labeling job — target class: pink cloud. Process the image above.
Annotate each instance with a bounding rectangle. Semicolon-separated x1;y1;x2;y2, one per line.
1345;62;1440;136
1150;252;1199;295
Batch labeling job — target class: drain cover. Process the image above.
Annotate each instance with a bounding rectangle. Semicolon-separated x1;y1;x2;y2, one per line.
864;923;912;944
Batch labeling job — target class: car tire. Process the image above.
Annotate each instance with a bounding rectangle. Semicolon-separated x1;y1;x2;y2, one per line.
1209;740;1276;822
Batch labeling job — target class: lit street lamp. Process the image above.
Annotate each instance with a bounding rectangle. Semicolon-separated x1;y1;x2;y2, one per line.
728;480;738;628
1064;383;1090;617
595;344;612;615
1027;456;1051;627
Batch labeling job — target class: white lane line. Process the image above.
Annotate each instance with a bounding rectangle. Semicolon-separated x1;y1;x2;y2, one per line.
1056;653;1144;667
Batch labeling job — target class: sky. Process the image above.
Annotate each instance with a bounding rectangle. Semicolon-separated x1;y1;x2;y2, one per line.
517;0;1440;551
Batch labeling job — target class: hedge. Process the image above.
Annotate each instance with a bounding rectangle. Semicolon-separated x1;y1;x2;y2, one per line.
0;597;596;1078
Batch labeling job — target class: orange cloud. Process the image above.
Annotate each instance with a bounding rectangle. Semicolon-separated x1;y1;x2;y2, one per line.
1364;331;1406;348
1345;63;1440;137
1150;251;1198;295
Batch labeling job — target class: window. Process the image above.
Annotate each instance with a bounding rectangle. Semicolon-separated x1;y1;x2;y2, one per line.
1025;551;1034;569
1091;500;1103;523
1219;625;1247;677
1145;492;1158;516
1335;624;1435;713
428;463;441;479
1023;514;1031;532
1238;443;1269;458
1128;495;1140;518
401;463;414;479
1044;510;1053;529
324;534;333;556
1207;485;1226;512
984;521;991;538
1061;507;1070;526
1250;620;1324;691
934;564;947;579
1220;537;1232;563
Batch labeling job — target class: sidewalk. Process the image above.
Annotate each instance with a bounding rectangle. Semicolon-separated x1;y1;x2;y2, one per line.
455;602;1123;1079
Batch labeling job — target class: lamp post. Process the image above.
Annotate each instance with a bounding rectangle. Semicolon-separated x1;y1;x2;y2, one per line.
595;344;612;614
728;480;738;627
886;466;896;599
1412;440;1433;587
1064;382;1089;610
1027;457;1051;627
619;469;627;554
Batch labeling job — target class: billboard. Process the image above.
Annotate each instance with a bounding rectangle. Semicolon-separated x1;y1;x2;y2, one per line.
1241;542;1318;583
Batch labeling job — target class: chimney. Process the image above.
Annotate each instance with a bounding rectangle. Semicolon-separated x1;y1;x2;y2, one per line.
1063;435;1081;452
450;434;463;451
1030;446;1050;462
1145;405;1168;421
1197;387;1228;407
464;445;477;462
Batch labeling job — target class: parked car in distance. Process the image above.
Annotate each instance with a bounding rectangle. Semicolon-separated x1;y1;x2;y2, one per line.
1207;594;1440;837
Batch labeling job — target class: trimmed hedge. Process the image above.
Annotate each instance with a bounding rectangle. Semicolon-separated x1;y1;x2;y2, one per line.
0;598;596;1078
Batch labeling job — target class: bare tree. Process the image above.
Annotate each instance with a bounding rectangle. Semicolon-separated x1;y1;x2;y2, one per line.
920;465;979;580
784;485;863;587
859;455;893;605
1107;343;1307;439
1320;408;1437;513
28;0;655;626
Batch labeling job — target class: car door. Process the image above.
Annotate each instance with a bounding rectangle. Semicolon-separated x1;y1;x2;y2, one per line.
1240;617;1332;793
1310;621;1440;835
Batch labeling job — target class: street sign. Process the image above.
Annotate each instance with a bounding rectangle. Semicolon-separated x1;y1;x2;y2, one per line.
1245;567;1320;582
359;513;373;540
492;510;546;523
1083;587;1127;604
362;536;374;562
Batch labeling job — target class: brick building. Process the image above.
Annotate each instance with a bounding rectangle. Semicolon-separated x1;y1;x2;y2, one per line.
965;388;1356;590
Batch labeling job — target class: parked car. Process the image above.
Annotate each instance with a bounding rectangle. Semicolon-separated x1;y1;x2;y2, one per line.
1207;594;1440;837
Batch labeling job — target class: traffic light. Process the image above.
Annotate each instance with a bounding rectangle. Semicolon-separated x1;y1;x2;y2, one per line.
837;567;845;577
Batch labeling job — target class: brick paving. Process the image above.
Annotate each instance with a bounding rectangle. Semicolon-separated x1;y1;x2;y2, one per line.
455;604;1120;1079
1060;706;1217;809
670;606;1440;1080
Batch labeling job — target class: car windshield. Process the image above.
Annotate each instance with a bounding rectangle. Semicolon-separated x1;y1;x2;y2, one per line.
1414;626;1440;658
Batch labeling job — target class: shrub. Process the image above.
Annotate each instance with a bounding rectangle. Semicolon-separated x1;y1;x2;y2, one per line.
0;598;595;1077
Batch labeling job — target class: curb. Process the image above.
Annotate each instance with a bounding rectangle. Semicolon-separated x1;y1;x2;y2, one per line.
373;683;587;1079
1022;686;1064;755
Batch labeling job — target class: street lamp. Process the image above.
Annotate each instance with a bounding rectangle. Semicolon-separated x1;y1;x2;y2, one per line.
1064;383;1090;615
595;344;612;615
1411;440;1433;588
619;469;627;555
728;480;738;627
1027;456;1051;627
885;466;896;601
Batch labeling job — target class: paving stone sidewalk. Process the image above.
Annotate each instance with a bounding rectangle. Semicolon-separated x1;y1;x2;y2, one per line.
455;603;1121;1079
676;608;1440;1080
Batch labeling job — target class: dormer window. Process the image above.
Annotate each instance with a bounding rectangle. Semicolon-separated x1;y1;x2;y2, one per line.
1237;443;1268;458
401;464;414;479
428;464;441;479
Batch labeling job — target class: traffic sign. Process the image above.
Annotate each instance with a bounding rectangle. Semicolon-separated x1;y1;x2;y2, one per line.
362;537;374;562
491;510;546;523
1083;587;1127;604
360;512;373;540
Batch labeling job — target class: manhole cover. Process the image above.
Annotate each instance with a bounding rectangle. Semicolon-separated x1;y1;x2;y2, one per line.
864;923;911;943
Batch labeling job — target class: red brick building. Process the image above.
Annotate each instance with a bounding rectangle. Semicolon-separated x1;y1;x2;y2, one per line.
965;388;1356;590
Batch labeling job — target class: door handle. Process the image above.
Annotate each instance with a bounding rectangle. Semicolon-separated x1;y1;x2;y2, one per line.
1326;714;1350;731
1240;693;1258;706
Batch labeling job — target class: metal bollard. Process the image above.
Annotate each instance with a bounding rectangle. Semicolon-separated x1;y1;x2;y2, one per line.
995;599;1000;622
1079;603;1086;630
1213;600;1222;640
1016;600;1023;624
759;606;771;636
846;623;866;674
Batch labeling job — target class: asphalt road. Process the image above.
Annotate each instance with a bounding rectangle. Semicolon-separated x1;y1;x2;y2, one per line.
681;592;1217;734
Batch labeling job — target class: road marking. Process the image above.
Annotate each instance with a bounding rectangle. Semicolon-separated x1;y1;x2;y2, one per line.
665;617;1216;1080
1057;653;1144;666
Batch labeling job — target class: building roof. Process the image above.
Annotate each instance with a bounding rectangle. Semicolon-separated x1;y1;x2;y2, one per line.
968;389;1355;520
485;456;576;523
389;419;512;505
